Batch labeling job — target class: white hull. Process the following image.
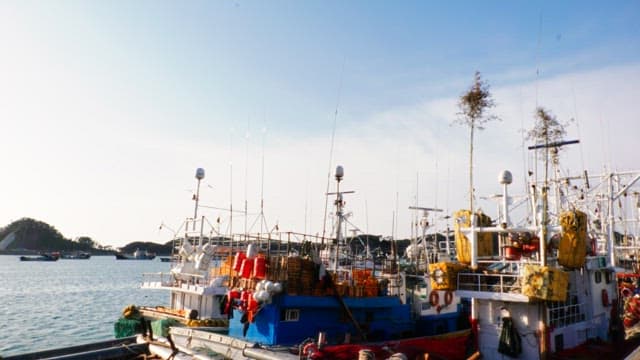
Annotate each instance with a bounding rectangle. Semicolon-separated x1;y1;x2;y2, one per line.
143;327;298;360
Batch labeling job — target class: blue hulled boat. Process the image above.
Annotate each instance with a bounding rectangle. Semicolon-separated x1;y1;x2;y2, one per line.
135;166;472;360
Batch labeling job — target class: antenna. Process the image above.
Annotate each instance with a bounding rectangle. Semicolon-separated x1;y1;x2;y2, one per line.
244;119;249;237
229;128;234;237
322;58;347;244
535;11;543;108
249;123;271;233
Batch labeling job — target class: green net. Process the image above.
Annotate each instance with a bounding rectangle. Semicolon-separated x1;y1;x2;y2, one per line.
150;318;179;337
114;318;143;338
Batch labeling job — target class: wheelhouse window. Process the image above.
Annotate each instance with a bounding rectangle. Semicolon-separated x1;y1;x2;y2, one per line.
280;309;300;322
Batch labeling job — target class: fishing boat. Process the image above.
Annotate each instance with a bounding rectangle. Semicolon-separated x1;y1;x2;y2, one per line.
2;336;148;360
451;151;640;358
115;168;231;340
115;248;156;260
132;166;473;360
19;252;60;261
61;251;91;259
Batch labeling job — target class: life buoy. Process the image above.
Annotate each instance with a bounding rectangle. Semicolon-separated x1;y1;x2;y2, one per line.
602;289;610;307
429;290;439;307
444;290;454;305
302;342;318;357
621;287;634;298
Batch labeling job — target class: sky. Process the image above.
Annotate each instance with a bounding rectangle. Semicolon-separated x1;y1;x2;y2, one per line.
1;1;639;248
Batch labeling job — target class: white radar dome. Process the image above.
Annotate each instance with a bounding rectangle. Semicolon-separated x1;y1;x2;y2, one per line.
499;170;513;185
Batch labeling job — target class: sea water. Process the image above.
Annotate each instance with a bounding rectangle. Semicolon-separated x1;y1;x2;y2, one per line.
0;255;169;357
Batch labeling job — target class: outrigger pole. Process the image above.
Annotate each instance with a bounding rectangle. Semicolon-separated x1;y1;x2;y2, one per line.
527;139;580;151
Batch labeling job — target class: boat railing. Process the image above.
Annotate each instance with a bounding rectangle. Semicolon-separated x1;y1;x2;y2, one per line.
141;272;175;288
457;272;522;294
142;271;209;288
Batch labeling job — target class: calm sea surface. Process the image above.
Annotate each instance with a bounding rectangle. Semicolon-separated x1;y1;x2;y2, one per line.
0;255;169;357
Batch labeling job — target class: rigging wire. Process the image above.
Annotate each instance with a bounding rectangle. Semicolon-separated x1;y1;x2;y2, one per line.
571;87;586;173
321;57;347;243
229;128;234;237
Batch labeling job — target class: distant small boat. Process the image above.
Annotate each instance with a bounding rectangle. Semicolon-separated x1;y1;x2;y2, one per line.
115;249;156;260
20;252;60;262
160;257;171;262
61;252;91;259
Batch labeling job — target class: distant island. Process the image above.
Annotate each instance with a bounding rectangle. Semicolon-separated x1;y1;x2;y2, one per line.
0;217;433;259
0;217;172;255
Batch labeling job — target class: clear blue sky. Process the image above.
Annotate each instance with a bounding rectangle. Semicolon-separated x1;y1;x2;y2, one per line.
1;1;639;247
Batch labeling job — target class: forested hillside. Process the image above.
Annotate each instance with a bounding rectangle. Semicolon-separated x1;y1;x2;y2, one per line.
0;217;176;255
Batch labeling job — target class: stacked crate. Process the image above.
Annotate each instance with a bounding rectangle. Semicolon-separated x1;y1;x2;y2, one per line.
300;259;316;295
286;256;302;295
210;256;237;280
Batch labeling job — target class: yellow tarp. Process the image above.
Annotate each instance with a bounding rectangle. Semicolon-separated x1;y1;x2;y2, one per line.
454;209;494;265
558;210;588;269
521;264;568;301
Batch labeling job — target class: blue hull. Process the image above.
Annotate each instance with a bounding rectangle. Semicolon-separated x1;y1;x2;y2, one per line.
230;294;423;346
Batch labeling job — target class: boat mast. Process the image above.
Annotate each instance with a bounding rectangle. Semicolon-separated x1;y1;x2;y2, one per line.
409;206;443;270
528;139;579;266
333;166;344;273
328;165;354;272
194;168;205;233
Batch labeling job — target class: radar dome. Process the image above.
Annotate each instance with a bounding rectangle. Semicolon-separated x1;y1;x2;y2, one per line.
498;170;513;185
195;168;205;180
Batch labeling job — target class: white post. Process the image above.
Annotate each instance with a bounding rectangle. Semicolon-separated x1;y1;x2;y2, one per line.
470;212;477;269
502;184;510;226
608;174;616;267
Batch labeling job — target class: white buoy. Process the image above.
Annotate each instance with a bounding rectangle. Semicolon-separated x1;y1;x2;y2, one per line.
246;243;258;259
272;282;283;293
264;280;274;293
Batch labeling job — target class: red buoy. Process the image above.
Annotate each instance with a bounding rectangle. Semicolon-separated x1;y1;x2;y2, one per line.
253;256;267;279
233;252;246;272
240;258;254;279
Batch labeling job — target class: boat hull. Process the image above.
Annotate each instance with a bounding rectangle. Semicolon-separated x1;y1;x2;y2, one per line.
163;326;471;360
19;255;58;261
115;253;156;260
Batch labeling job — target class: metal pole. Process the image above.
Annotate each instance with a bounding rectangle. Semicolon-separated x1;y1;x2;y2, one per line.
608;174;616;267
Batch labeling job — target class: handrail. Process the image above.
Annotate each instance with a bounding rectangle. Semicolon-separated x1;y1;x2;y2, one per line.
457;272;521;294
